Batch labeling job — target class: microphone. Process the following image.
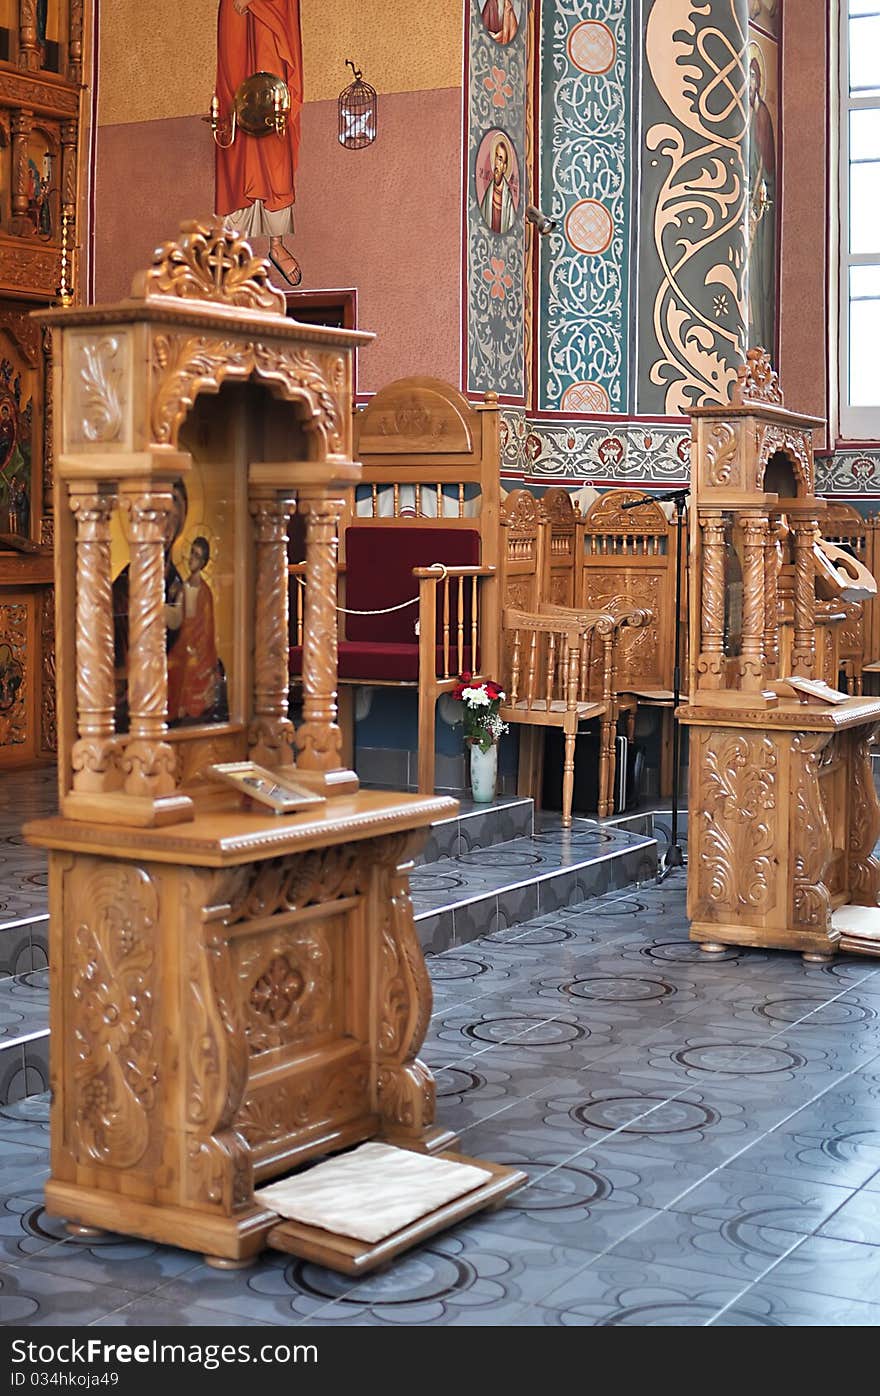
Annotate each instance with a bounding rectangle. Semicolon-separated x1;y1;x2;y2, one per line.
526;204;558;235
620;488;690;509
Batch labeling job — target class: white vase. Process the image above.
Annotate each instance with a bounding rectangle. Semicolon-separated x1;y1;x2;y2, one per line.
469;742;498;803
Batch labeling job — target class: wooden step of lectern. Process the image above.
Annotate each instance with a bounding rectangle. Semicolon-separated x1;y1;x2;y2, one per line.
263;1150;527;1275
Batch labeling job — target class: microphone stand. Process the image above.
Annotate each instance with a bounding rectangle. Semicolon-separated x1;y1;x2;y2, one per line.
620;488;688;880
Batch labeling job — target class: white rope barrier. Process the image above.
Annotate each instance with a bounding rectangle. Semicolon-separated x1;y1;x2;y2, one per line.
293;564;450;617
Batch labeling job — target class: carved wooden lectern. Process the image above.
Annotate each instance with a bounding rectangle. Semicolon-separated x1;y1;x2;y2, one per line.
681;351;880;963
24;222;522;1270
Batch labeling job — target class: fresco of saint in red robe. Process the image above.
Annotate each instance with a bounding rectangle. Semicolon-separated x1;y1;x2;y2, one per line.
167;537;221;723
215;0;303;284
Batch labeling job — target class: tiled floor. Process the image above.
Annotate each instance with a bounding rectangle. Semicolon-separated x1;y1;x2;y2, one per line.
2;869;880;1326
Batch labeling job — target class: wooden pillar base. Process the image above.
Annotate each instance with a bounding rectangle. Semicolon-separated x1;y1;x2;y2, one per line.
203;1255;258;1271
61;791;194;829
698;941;729;955
802;951;835;964
292;766;360;798
65;1222;107;1239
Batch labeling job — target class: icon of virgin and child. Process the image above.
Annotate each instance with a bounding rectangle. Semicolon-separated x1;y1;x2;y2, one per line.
112;479;229;730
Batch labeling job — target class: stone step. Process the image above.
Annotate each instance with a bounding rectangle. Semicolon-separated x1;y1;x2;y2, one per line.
0;968;49;1105
0;912;49;979
417;795;533;864
412;816;658;955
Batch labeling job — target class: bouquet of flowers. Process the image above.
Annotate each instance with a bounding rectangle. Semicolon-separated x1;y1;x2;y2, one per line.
450;672;509;753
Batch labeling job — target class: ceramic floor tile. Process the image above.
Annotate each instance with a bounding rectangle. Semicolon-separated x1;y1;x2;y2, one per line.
816;1189;880;1246
540;1253;753;1326
0;1262;143;1325
708;1281;880;1326
607;1208;807;1284
761;1233;880;1302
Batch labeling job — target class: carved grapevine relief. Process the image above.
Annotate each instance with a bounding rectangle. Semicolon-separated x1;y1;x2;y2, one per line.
0;603;28;748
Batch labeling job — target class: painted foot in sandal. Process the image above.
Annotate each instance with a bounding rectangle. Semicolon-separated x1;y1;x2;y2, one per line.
268;237;302;287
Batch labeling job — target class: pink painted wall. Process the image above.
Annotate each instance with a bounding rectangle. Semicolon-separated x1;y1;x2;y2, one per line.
778;0;829;443
94;87;462;392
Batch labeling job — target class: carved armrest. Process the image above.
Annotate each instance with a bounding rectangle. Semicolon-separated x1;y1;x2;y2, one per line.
506;606;612;637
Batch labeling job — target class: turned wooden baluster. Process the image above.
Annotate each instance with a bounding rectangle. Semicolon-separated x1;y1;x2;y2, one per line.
18;1;40;70
249;493;295;768
792;518;818;677
69;485;120;792
698;509;726;689
10;111;32;227
68;0;85;83
739;512;767;690
295;487;345;775
118;484;177;797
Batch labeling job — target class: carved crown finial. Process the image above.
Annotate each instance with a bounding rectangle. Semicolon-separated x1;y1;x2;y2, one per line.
131;218;287;315
732;347;784;407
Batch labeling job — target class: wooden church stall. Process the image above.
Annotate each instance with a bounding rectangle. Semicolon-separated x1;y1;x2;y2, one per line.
23;221;523;1271
681;350;880;963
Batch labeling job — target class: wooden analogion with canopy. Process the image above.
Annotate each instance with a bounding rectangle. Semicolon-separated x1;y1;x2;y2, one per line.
23;220;523;1272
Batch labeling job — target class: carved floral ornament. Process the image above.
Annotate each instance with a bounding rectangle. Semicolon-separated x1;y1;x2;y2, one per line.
755;425;813;494
133;218;287;316
732;348;784;407
150;334;345;457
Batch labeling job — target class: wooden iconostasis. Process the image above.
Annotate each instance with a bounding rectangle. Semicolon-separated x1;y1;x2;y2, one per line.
0;1;92;767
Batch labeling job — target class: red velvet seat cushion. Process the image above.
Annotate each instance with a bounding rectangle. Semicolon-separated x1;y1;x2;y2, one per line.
289;642;479;684
344;526;480;645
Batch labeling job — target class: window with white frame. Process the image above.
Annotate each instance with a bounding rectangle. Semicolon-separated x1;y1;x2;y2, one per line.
841;2;880;436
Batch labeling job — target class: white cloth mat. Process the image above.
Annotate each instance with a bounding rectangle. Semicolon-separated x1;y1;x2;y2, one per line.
832;904;880;935
255;1142;492;1244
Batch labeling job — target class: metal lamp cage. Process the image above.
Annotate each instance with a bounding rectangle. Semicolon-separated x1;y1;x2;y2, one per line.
338;60;377;149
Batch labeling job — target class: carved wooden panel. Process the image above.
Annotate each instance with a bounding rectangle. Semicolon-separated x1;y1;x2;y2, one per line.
63;860;160;1172
236;1053;370;1158
39;583;55;754
0;598;29;750
236;919;341;1058
582;572;665;687
694;730;779;920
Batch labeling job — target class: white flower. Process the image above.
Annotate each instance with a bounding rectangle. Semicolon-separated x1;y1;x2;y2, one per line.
461;686;491;706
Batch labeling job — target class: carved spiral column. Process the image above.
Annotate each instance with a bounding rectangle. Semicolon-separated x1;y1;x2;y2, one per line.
68;0;85;84
295;488;345;774
118;485;177;797
69;486;119;792
763;515;781;676
61;119;78;232
249;493;295;768
739;512;767;689
18;1;40;71
791;518;818;677
10;110;33;225
698;509;726;689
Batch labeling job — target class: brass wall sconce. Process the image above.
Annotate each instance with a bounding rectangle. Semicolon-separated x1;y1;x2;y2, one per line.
210;70;290;148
